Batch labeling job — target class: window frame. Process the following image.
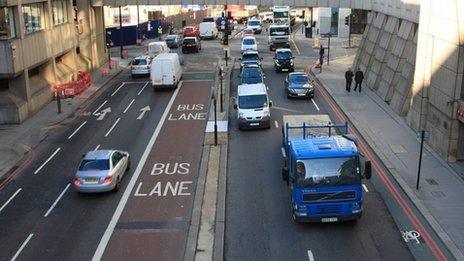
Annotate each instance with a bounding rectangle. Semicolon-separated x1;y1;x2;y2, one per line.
22;2;45;35
0;7;17;39
52;0;68;26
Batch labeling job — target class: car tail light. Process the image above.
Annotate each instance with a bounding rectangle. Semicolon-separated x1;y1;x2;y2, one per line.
103;176;113;185
173;75;175;82
73;178;81;186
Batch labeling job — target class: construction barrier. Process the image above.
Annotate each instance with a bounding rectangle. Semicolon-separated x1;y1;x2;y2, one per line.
52;71;91;98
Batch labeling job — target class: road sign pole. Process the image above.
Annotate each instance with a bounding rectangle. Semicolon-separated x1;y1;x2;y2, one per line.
416;130;425;190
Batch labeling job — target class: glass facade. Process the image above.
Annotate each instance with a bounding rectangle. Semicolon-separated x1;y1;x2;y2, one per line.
0;7;16;39
22;2;45;34
52;0;68;25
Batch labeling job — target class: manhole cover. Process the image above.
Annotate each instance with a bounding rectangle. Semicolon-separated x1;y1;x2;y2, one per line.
425;178;438;185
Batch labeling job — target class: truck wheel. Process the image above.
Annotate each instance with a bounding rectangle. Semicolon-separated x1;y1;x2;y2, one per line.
292;213;301;223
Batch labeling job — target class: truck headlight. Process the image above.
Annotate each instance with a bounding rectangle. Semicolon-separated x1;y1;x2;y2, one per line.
239;112;244;118
351;202;362;213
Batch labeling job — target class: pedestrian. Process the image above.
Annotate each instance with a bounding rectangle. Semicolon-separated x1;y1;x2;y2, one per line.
319;45;325;65
354;67;364;92
345;68;353;92
158;25;163;40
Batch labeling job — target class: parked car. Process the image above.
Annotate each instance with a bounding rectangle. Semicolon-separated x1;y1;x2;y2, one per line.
148;41;170;58
72;150;130;193
241;36;257;53
199;21;218;39
240;64;265;84
183;26;199;37
247;19;262;34
285;72;315;98
131;55;151;78
182;37;201;53
165;34;181;48
239;50;262;69
150;53;182;89
241;28;254;37
274;48;294;72
233;83;272;130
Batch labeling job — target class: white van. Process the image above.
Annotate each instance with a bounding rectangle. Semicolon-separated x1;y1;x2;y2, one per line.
233;83;272;129
150;53;182;89
148;41;170;58
199;22;218;39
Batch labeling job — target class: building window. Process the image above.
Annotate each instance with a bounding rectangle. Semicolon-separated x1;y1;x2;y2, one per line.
22;2;45;34
0;7;16;39
52;0;68;25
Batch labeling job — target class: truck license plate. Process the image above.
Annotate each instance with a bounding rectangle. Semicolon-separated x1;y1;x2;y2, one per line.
282;69;289;71
321;217;338;223
250;123;259;126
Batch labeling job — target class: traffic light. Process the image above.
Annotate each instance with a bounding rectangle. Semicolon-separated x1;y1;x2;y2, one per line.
344;15;350;26
222;33;228;46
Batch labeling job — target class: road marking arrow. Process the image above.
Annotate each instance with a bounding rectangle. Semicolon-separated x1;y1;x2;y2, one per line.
137;106;151;120
97;107;111;121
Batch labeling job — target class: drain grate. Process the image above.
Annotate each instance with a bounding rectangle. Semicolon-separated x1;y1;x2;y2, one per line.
426;178;439;185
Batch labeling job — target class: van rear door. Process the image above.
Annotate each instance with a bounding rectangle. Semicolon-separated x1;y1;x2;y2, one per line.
161;60;174;85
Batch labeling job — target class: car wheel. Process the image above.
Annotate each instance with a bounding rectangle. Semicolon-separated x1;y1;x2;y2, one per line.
114;177;121;192
126;159;131;171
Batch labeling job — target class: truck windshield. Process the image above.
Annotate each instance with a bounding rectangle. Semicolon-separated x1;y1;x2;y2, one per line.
270;27;289;36
274;11;288;18
296;157;360;187
238;94;267;109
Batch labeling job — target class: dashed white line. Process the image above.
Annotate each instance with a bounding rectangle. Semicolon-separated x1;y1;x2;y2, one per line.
274;121;279;128
123;99;135;114
93;100;107;115
34;148;61;174
94;144;101;151
362;184;369;192
111;83;126;97
311;99;320;111
0;188;22;213
137;82;149;96
307;250;315;261
281;147;286;158
291;38;301;55
44;183;71;217
93;81;183;260
11;233;34;261
67;121;87;140
104;118;121;137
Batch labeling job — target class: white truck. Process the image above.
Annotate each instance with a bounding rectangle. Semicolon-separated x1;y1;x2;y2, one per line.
268;24;290;51
199;21;218;39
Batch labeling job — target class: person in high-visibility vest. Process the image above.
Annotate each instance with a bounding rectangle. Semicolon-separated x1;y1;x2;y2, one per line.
158;26;162;40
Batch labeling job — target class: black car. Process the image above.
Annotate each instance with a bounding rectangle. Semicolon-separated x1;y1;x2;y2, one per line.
165;34;181;48
285;72;315;98
239;51;262;70
274;48;294;72
182;37;201;53
240;64;265;85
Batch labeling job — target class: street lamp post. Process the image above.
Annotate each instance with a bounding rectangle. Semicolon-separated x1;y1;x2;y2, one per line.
327;32;331;65
416;130;426;190
119;6;124;59
219;66;224;112
211;88;218;146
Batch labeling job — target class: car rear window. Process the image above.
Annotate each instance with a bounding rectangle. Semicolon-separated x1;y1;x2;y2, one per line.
79;159;110;171
183;38;196;44
243;38;255;45
184;27;194;32
132;59;147;66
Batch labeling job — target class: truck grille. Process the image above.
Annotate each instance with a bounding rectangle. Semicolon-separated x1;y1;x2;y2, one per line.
314;204;342;214
302;191;356;202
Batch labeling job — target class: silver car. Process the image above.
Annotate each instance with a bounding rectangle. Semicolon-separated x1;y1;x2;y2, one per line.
73;150;130;193
131;55;151;78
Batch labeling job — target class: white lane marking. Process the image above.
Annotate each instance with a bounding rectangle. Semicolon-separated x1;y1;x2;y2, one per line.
137;106;151;120
93;82;182;261
307;250;315;261
11;233;34;261
274;121;279;128
291;38;301;55
34;148;61;174
281;147;286;158
93;100;107;115
137;82;149;96
0;188;22;213
96;107;111;121
104;118;121;137
362;184;369;192
67;121;87;140
123;99;135;114
94;144;101;151
44;183;71;217
110;83;125;97
311;99;320;111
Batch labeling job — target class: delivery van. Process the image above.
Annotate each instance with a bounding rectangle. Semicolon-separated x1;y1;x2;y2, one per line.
233;83;272;129
150;53;182;89
199;22;218;39
148;41;170;58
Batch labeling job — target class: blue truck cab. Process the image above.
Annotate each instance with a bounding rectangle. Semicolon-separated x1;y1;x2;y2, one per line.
281;115;372;223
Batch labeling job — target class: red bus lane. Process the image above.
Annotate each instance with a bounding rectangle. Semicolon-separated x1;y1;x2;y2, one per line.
102;81;211;260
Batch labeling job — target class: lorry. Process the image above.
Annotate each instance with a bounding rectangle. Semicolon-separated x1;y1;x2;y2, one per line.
272;6;295;26
268;24;290;51
281;114;372;223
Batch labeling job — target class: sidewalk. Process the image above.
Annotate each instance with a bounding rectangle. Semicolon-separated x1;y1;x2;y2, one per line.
0;42;148;183
311;55;464;260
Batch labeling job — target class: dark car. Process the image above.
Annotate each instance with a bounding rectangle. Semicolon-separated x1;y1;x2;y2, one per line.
182;37;201;53
165;34;181;48
285;72;315;98
274;48;294;72
239;50;262;70
240;64;265;84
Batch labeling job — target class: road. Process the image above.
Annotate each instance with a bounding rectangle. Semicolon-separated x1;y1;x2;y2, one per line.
224;23;414;260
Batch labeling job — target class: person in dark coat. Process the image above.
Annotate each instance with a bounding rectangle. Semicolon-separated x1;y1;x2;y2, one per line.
354;68;364;92
345;68;354;92
319;45;325;65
